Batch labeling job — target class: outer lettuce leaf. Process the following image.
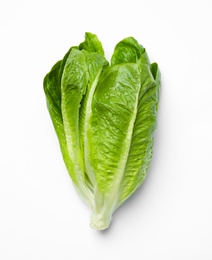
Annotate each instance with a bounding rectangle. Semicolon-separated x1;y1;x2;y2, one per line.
89;63;142;229
43;60;73;178
60;48;93;203
79;51;108;189
111;36;149;65
117;63;160;206
79;32;104;56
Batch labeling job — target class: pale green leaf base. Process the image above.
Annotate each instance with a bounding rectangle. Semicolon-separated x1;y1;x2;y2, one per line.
90;212;112;230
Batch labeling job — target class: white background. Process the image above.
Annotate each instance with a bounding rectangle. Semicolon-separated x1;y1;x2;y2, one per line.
0;0;212;259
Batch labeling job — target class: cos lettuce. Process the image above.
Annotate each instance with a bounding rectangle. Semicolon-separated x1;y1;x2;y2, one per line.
43;32;160;230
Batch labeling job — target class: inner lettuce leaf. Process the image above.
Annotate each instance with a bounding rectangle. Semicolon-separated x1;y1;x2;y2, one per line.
43;32;161;230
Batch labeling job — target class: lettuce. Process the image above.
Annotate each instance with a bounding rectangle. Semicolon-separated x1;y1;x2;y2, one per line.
43;32;160;230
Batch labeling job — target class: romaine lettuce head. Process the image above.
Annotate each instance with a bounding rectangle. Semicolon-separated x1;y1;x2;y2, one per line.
43;32;160;230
